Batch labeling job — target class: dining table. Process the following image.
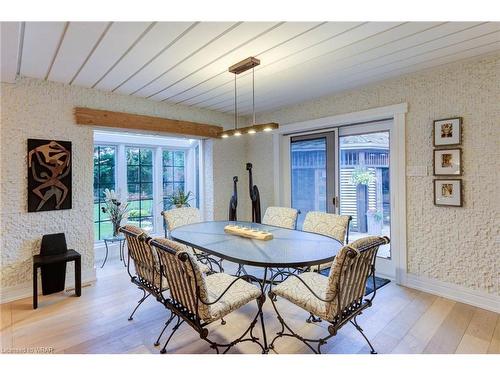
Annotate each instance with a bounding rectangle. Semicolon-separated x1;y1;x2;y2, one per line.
170;220;343;353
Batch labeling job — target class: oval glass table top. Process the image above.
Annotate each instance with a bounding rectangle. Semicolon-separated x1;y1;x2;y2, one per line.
170;220;343;268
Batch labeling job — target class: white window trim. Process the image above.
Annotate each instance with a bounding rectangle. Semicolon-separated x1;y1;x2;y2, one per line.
94;131;203;241
272;103;408;285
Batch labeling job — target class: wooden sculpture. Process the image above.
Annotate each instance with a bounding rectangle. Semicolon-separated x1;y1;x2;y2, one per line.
246;163;261;223
228;176;238;221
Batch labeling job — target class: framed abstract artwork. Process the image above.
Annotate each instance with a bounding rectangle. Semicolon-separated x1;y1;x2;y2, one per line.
27;139;72;212
433;148;462;176
434;179;462;207
433;117;462;146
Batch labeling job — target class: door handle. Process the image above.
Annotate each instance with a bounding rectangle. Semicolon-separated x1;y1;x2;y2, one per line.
332;196;338;207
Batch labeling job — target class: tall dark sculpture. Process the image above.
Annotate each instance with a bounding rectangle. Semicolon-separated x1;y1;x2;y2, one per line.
228;176;238;221
246;163;261;223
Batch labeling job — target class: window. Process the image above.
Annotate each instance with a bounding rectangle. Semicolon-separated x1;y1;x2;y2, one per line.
162;150;185;210
93;145;116;241
93;131;203;242
126;147;154;232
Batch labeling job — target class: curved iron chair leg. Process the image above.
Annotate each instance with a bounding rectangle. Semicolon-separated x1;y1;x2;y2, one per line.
154;311;175;346
268;292;331;354
202;297;265;354
306;313;322;323
128;288;151;321
160;316;184;354
350;316;377;354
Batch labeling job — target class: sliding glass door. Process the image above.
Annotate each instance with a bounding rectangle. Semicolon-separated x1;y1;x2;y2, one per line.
287;121;394;278
339;130;391;260
290;131;336;228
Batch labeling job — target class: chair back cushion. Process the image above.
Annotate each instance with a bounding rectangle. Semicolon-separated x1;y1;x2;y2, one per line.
152;238;210;320
162;207;202;232
121;225;162;290
302;211;350;243
326;236;389;319
262;206;298;229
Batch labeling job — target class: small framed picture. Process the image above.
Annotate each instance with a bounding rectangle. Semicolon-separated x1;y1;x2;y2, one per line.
433;148;462;176
434;179;462;207
433;117;462;146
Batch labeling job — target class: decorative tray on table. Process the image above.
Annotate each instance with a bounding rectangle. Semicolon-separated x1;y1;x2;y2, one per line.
223;224;273;241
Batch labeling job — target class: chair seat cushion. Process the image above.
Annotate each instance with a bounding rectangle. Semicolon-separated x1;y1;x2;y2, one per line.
272;272;336;321
203;273;261;322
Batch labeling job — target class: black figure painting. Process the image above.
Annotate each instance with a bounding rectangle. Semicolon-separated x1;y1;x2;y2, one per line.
27;139;72;212
246;163;261;223
228;176;238;221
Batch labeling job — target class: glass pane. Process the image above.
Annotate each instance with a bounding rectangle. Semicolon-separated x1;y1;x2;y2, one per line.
127;166;139;183
140;217;154;232
163;166;173;183
127;148;139;165
163;182;174;197
100;167;114;184
128;184;140;201
174;151;184;166
141;183;153;199
140;166;153;182
173;166;184;182
94;222;100;242
339;132;391;258
291;137;327;228
100;221;113;240
163;150;173;166
99;202;111;221
173;183;185;195
140;148;153;165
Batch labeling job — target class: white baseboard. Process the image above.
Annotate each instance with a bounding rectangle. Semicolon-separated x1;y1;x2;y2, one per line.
0;267;97;304
401;273;500;313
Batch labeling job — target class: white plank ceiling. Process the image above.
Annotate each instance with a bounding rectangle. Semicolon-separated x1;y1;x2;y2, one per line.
1;21;499;115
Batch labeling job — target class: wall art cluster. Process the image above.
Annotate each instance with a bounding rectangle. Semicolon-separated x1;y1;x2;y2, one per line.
432;118;463;207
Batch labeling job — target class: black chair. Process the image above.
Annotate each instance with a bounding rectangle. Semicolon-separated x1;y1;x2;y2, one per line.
32;233;81;309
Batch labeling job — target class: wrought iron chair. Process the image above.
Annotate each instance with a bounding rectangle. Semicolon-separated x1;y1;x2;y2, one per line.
301;211;352;272
302;211;352;244
161;207;223;272
262;206;299;230
268;236;390;354
150;237;266;354
161;206;202;236
120;225;167;322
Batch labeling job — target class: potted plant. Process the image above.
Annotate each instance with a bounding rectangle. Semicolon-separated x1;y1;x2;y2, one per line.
101;188;130;237
166;189;193;209
367;208;383;235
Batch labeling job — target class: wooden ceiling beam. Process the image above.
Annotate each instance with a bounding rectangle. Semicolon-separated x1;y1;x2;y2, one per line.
74;107;223;139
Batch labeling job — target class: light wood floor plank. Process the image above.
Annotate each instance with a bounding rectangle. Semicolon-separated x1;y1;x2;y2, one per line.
359;290;437;353
390;296;456;353
487;316;500;354
456;308;498;354
423;302;475;353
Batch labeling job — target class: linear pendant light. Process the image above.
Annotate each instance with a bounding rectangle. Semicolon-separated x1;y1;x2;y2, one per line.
219;57;279;138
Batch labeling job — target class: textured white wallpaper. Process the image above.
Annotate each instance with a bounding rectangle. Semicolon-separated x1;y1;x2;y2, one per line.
0;77;242;293
246;53;500;295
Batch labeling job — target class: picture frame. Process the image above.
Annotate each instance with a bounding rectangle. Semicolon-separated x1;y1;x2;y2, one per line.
433;117;462;146
27;139;72;212
433;148;462;176
434;179;462;207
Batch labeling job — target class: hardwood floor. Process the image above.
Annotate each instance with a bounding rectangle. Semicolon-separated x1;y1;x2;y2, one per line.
1;258;498;354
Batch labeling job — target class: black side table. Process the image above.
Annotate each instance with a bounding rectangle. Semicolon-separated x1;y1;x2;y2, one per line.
33;250;81;309
102;235;126;268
